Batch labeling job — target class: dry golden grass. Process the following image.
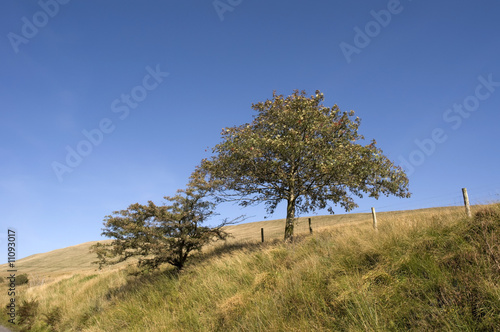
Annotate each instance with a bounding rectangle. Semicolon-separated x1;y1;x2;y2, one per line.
0;241;113;280
3;204;496;331
0;206;464;280
222;205;464;243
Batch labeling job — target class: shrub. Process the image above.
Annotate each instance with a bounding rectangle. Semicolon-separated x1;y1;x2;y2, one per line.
16;273;29;286
18;299;39;330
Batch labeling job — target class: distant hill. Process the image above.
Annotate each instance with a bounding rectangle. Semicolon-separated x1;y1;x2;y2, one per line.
0;240;112;278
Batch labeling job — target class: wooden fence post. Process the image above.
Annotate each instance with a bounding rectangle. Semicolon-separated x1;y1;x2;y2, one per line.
261;227;264;243
371;207;378;230
462;188;471;218
308;218;313;234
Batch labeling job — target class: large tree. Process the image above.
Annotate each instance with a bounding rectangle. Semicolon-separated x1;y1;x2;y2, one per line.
200;90;411;240
92;172;235;270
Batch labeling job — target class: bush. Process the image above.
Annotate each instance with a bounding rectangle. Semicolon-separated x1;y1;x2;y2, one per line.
16;273;29;286
18;299;39;330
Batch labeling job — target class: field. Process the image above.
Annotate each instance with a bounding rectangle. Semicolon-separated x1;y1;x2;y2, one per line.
1;204;499;331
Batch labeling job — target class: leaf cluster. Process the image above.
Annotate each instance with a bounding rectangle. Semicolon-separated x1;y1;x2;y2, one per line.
92;171;237;270
202;90;410;217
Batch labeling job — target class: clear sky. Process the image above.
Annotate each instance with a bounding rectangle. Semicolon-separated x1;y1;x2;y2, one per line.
1;0;499;263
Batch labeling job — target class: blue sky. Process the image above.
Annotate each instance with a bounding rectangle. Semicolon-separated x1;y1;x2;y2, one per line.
1;0;499;263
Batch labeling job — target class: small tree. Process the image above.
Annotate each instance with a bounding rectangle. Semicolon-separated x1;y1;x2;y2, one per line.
92;172;235;270
201;90;411;240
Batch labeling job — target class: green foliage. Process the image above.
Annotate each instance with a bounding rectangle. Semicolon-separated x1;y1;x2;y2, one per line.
18;299;39;330
80;274;98;283
201;90;411;239
92;172;239;270
16;273;29;285
42;307;62;331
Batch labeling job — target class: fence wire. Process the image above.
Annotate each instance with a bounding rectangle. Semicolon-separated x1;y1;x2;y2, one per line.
223;187;499;244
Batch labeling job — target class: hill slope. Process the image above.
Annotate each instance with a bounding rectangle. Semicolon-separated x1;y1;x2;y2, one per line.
1;206;461;278
1;241;109;277
2;204;499;331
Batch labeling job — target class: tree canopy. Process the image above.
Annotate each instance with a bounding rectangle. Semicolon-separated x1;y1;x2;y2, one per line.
92;172;234;270
200;90;411;240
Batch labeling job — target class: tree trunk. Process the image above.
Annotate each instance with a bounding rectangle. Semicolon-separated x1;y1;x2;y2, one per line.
284;198;296;241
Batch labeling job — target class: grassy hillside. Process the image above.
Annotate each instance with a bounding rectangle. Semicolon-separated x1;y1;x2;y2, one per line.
1;241;110;278
2;204;499;331
1;206;462;278
223;206;463;243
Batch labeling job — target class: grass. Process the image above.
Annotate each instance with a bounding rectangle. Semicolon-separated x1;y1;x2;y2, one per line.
222;206;463;243
1;204;499;331
1;207;460;278
0;241;112;281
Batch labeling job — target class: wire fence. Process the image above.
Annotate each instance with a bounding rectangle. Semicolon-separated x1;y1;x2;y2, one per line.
223;186;499;244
